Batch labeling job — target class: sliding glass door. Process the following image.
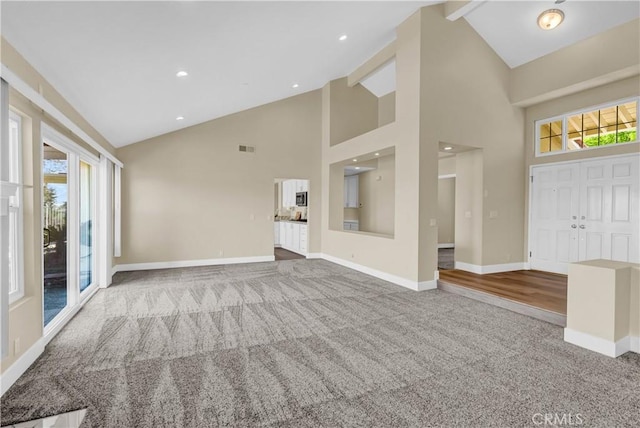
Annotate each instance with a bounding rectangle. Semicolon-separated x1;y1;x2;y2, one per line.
43;144;69;326
42;126;98;331
79;161;95;293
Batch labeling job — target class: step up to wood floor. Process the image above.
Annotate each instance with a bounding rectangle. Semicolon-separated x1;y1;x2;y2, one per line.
438;280;567;327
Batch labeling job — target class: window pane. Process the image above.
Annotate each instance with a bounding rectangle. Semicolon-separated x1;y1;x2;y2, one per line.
617;121;637;144
583;111;599;131
8;210;19;294
539;137;550;153
43;143;68;326
549;120;562;137
568;130;584;150
550;135;562;152
617;102;637;126
539;123;551;138
79;162;93;292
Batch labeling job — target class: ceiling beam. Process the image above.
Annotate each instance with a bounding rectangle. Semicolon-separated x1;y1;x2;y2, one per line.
444;0;486;21
618;104;634;128
347;41;396;88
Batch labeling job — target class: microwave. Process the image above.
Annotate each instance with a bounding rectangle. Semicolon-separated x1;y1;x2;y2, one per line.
296;192;308;207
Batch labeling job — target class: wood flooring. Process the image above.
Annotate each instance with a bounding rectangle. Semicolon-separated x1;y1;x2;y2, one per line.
274;247;305;261
438;269;568;314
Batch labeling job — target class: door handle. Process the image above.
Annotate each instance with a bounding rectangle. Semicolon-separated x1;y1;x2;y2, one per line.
579;224;586;229
571;224;577;228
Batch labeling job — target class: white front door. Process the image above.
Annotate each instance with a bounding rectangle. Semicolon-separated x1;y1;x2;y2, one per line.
530;163;580;273
530;154;640;274
579;156;640;263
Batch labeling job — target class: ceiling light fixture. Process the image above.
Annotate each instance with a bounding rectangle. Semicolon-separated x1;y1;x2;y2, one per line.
355;167;360;170
176;71;188;77
292;83;299;88
352;159;357;162
444;146;453;151
374;153;380;156
339;34;348;41
537;9;564;30
176;116;184;121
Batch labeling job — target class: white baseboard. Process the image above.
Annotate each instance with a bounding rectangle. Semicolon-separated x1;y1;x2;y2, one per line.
438;243;454;249
320;253;437;291
113;255;275;272
306;253;323;259
455;261;528;275
1;337;45;396
564;328;638;358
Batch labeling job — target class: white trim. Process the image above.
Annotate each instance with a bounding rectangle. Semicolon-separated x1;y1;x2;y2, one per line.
7;112;24;304
0;337;46;396
0;65;122;167
113;255;275;272
438;243;455;249
319;253;437;291
563;328;638;358
306;253;323;259
455;261;528;274
438;174;456;179
113;165;121;258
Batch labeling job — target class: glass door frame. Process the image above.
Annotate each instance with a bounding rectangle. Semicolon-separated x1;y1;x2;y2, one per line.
41;124;100;338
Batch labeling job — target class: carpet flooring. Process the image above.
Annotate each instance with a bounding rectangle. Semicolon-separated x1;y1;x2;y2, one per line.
1;259;639;427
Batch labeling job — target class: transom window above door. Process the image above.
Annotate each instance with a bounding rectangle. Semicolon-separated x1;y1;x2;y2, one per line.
536;98;638;157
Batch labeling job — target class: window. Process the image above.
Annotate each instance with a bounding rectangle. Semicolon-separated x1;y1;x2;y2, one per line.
8;112;24;303
536;98;638;157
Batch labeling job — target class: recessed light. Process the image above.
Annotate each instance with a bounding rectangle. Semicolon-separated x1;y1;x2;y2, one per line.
176;71;188;77
537;9;564;30
339;34;348;41
355;167;360;170
292;83;299;89
375;153;380;156
176;116;184;121
444;146;453;151
352;159;357;162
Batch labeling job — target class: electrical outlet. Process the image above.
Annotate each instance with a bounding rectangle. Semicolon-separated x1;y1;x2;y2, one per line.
490;210;498;219
465;211;472;218
14;338;20;355
219;250;224;257
351;253;355;259
430;218;437;226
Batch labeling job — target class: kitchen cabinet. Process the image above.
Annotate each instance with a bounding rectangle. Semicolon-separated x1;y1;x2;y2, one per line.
276;221;308;255
274;222;281;246
343;220;359;231
282;179;309;208
344;175;359;208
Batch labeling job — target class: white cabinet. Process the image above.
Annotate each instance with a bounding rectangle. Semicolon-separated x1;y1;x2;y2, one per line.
299;224;308;252
278;221;308;255
344;175;359;208
343;221;359;231
282;179;309;208
274;222;281;246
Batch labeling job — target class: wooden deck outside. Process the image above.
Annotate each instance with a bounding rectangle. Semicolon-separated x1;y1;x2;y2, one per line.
438;269;568;315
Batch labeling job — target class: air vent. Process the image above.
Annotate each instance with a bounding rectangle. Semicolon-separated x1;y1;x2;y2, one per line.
239;145;255;153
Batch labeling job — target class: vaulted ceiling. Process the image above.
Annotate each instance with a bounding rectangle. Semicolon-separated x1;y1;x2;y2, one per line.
2;1;638;148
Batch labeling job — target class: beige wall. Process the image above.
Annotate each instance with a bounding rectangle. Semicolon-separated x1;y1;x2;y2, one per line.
1;38;115;374
438;177;455;244
417;5;525;269
510;20;640;107
116;90;322;265
454;149;483;265
329;78;379;147
378;92;396;127
358;154;395;235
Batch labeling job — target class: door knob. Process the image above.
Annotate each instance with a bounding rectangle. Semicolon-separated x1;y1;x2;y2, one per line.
571;224;577;228
579;224;586;229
